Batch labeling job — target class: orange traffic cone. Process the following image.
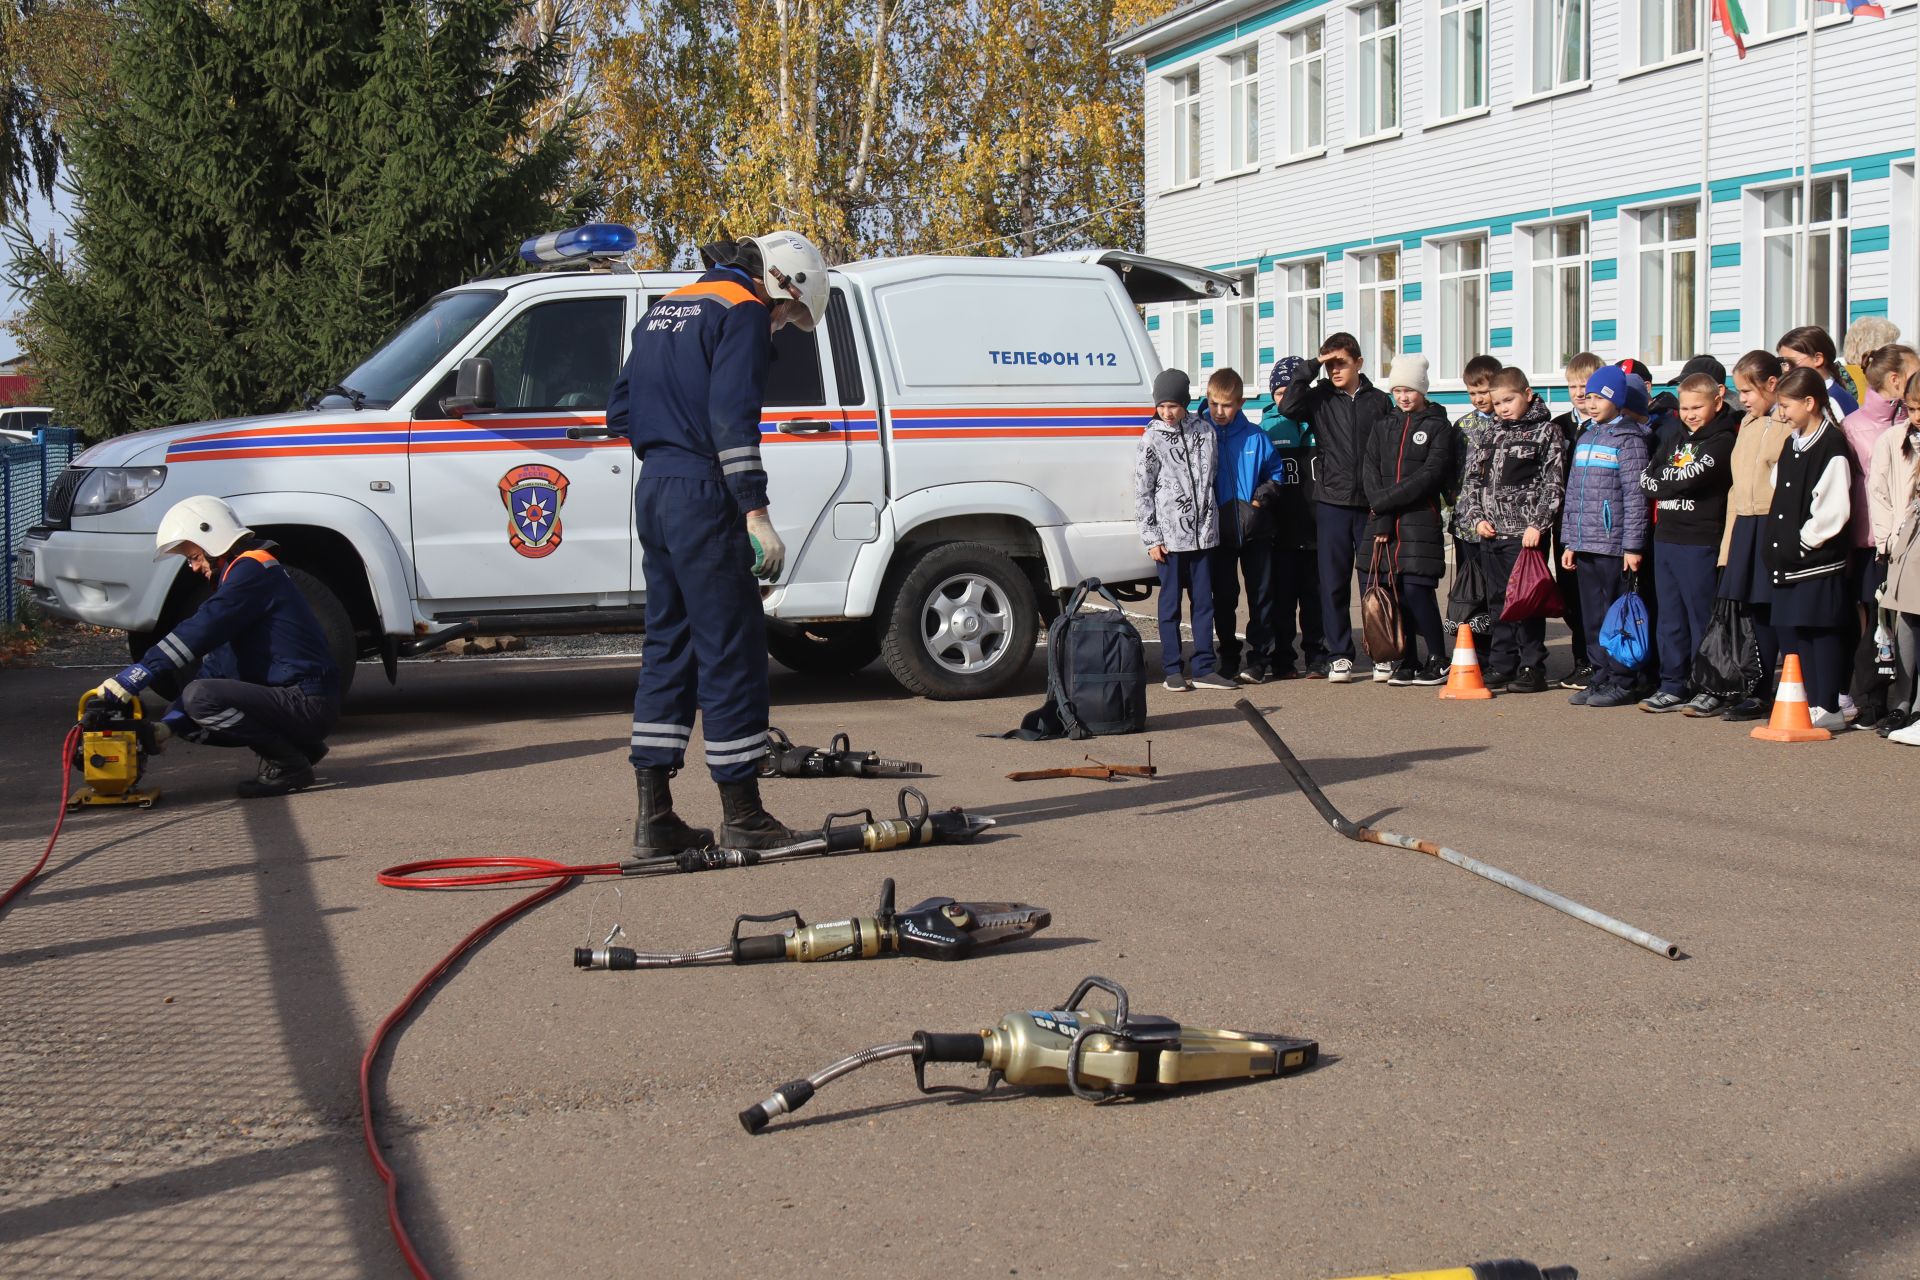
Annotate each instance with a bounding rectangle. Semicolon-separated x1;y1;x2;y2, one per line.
1750;652;1831;742
1438;627;1493;700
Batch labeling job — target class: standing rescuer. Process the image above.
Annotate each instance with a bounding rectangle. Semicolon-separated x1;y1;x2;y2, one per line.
606;230;830;853
89;496;342;798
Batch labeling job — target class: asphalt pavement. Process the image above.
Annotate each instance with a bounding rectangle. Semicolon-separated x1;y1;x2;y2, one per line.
1;642;1916;1279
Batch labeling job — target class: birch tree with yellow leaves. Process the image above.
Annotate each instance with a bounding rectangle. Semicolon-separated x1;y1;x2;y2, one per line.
582;0;1171;265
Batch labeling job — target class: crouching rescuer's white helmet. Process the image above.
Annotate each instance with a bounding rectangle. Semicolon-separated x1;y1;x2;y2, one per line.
154;495;252;562
749;230;830;332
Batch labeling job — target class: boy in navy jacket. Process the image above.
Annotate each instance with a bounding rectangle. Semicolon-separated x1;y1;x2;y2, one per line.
1560;366;1651;707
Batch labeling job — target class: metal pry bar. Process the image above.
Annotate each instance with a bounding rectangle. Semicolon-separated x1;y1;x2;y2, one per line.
1234;700;1681;960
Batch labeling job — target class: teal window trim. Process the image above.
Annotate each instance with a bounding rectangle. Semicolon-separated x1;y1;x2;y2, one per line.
1146;314;1161;331
1200;352;1216;368
1402;281;1423;302
1257;300;1276;318
1197;154;1917;274
1850;225;1890;254
1258;346;1276;364
1489;327;1514;348
1590;258;1618;283
1489;271;1513;293
1709;243;1742;269
1143;0;1329;71
1591;319;1618;344
1200;308;1214;325
1403;335;1424;353
1325;291;1344;311
1850;298;1889;322
1709;309;1741;334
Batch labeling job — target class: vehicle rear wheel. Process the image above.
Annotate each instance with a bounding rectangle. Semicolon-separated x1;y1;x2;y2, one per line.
766;620;882;676
879;541;1039;700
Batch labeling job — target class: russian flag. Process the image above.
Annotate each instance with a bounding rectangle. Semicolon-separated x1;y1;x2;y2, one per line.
1818;0;1886;17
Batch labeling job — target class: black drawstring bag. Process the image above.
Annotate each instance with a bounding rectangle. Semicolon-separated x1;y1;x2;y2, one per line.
1691;598;1762;699
1446;550;1490;635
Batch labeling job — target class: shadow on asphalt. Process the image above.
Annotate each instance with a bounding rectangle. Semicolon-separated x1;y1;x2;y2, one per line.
979;748;1481;828
1639;1148;1920;1280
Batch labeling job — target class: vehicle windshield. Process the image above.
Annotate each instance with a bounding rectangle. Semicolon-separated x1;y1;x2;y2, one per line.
325;290;504;409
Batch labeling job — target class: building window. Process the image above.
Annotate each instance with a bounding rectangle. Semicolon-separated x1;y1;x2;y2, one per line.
1639;0;1700;64
1353;249;1400;370
1162;301;1203;375
1530;221;1588;375
1222;47;1261;171
1440;0;1487;117
1166;68;1201;186
1287;24;1326;155
1750;0;1808;36
1761;177;1848;341
1637;203;1700;368
1280;259;1327;357
1220;269;1259;375
1355;0;1400;138
1436;237;1487;376
1532;0;1588;92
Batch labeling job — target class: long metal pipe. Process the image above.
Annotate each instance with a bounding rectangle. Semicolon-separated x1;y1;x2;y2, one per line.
1235;701;1681;960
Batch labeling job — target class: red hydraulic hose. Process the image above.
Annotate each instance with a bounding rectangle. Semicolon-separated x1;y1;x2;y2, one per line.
362;855;625;1278
1;726;82;919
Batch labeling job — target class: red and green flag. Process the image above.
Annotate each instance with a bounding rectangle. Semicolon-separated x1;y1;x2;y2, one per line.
1714;0;1750;56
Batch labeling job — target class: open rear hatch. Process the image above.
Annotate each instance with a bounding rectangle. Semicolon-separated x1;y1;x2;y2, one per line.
1041;249;1240;304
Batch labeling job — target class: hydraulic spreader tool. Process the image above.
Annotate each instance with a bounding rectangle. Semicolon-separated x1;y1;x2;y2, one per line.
760;727;922;778
740;976;1318;1133
69;690;161;809
575;877;1049;969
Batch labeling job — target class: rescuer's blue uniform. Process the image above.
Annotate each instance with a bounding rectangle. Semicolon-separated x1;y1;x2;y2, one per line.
107;546;341;753
607;264;775;782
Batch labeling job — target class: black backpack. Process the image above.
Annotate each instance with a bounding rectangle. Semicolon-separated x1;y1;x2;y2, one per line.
1009;579;1148;740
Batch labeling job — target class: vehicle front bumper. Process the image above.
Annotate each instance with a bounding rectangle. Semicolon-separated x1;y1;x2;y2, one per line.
14;527;174;632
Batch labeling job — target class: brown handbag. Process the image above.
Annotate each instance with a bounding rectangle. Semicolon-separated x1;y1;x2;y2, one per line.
1361;540;1403;664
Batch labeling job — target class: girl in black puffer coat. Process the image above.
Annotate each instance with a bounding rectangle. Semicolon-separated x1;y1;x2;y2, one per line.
1364;355;1455;684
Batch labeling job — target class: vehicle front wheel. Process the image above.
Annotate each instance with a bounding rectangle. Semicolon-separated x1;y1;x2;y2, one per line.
878;541;1039;700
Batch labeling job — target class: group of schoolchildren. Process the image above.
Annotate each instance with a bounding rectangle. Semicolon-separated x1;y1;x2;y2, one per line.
1137;319;1920;743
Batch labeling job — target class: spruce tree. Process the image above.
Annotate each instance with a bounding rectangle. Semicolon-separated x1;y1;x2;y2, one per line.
9;0;592;437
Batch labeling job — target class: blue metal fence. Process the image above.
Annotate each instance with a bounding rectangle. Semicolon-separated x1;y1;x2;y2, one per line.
3;427;82;622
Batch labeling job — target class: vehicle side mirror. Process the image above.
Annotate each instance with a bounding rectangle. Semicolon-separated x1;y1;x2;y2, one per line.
439;358;496;417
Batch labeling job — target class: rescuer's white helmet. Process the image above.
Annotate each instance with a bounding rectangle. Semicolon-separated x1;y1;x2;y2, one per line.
154;495;251;562
749;230;830;332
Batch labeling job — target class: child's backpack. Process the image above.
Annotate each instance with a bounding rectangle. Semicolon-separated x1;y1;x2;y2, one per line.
1007;579;1148;740
1599;572;1652;670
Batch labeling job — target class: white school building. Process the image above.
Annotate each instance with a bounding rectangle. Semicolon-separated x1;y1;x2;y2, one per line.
1117;0;1919;407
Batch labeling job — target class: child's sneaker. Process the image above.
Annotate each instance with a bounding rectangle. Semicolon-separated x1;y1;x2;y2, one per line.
1483;669;1514;691
1639;691;1685;712
1568;686;1592;705
1238;663;1269;684
1838;693;1859;723
1303;656;1332;679
1386;663;1419;686
1808;706;1850;733
1191;670;1239;690
1681;692;1726;718
1411;656;1449;686
1371;664;1392;683
1558;663;1595;690
1326;658;1357;683
1163;674;1191;692
1508;666;1548;694
1587;684;1636;708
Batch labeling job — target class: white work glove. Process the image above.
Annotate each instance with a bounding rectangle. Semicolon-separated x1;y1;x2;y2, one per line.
95;677;135;706
745;511;785;582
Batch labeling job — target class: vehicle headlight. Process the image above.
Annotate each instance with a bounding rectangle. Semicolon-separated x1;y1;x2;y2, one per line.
71;466;169;516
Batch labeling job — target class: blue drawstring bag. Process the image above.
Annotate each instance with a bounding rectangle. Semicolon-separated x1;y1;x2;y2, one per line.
1599;572;1651;670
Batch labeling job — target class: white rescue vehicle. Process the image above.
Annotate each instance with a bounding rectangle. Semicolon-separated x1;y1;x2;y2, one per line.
15;227;1234;699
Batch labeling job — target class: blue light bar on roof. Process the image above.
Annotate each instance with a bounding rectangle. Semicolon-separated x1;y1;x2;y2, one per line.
519;223;638;265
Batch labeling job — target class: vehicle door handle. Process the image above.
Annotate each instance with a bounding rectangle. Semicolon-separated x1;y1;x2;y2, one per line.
776;419;836;436
566;426;613;439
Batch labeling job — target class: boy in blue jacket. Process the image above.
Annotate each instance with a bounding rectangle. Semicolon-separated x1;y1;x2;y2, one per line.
1206;367;1286;682
1560;366;1651;707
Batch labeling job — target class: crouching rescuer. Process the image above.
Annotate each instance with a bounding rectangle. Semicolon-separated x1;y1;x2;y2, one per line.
606;230;831;853
89;496;341;798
